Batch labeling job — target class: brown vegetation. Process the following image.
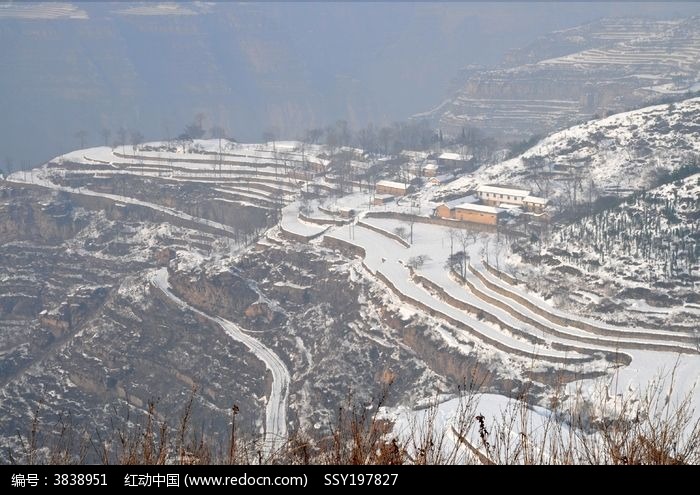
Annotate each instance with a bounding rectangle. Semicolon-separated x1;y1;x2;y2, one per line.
6;372;700;465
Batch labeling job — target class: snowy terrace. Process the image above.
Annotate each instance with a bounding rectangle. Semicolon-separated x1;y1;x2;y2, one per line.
21;141;337;211
6;135;700;453
291;210;700;429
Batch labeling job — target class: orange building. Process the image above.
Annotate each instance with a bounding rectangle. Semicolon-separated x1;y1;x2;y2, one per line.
433;196;503;225
452;203;504;225
375;180;410;196
433;196;478;219
434;203;453;219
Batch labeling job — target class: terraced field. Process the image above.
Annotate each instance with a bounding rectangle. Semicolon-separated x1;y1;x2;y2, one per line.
426;16;700;139
3;138;698;457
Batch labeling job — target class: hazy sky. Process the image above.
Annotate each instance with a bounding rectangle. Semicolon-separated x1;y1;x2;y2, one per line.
1;2;699;168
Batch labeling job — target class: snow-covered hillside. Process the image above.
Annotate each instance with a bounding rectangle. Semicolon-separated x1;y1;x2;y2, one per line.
441;97;700;210
548;173;699;286
3;130;700;461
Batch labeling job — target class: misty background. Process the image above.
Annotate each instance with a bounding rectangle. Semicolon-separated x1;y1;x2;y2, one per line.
2;1;700;169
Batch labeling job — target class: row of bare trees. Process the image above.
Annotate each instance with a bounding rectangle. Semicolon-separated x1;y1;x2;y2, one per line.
74;113;235;157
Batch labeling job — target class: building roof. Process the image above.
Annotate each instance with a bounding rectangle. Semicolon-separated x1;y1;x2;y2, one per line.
498;204;523;216
401;150;431;160
453;203;504;215
498;203;522;210
431;174;455;183
477;184;531;197
423;163;439;170
523;195;549;205
439;152;465;161
350;160;371;170
376;179;408;190
437;195;478;209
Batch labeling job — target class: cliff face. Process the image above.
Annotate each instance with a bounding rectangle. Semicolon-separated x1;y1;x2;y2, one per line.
0;187;84;244
426;17;700;140
0;179;450;458
1;3;486;167
0;183;274;457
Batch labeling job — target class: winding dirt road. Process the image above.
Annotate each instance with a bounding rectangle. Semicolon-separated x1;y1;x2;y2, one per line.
150;268;289;453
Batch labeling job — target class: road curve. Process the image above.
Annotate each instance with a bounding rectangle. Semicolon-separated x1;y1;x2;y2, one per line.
150;268;289;454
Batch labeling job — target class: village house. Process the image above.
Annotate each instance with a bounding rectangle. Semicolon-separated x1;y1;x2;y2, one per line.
433;195;478;219
476;184;549;212
428;174;455;186
308;157;330;174
350;160;372;175
437;152;475;172
453;203;505;225
375;179;410;196
434;195;505;225
522;195;549;213
372;194;394;206
422;163;439;177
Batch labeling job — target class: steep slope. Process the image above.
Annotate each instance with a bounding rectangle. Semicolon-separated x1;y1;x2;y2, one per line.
544;173;699;288
441;97;700;209
500;172;699;350
0;142;449;460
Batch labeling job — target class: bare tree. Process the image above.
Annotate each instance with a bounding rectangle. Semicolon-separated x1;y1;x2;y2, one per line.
75;130;88;149
334;151;352;195
101;128;111;147
210;125;227;176
304;128;323;144
378;126;392;155
210;125;226;147
183;122;205;140
447;228;459;257
263;130;279;178
396;155;411;187
523;155;551;197
262;129;277;145
393;225;409;241
407;254;431;270
117;127;127;155
335;119;351;148
357;124;377;155
325;125;339;156
194;112;206;130
176;133;193;153
456;229;478;277
130;130;143;155
445;251;467;278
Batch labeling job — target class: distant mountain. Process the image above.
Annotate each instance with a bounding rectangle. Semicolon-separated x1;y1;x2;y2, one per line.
7;2;700;169
422;16;700;141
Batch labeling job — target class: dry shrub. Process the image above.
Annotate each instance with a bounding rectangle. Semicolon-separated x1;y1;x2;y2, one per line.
6;367;699;465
